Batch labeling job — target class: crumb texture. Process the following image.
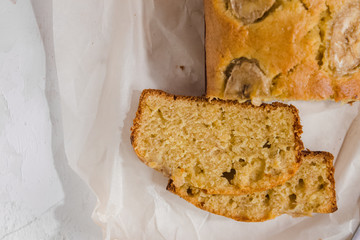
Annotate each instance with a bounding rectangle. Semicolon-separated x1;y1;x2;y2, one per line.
131;90;303;194
168;151;337;222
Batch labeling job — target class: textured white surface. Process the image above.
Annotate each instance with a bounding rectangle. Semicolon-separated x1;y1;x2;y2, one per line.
53;0;360;239
3;0;358;239
0;1;101;239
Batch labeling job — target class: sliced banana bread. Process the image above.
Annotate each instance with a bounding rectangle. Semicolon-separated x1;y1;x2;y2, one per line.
131;89;303;194
167;151;337;222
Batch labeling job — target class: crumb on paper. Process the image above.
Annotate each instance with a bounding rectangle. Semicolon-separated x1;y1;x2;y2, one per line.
179;65;185;70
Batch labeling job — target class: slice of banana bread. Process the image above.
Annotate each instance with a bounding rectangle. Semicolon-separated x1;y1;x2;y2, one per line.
131;89;303;194
167;151;337;222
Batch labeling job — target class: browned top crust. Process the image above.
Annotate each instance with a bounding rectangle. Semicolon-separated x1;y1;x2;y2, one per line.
205;0;360;102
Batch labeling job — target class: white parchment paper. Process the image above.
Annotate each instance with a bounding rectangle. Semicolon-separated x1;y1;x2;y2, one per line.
53;0;360;239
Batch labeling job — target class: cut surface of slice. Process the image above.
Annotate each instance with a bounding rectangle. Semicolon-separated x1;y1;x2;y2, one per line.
167;151;337;222
131;89;303;194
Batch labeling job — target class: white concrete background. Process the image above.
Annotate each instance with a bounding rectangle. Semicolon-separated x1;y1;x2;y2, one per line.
0;0;102;239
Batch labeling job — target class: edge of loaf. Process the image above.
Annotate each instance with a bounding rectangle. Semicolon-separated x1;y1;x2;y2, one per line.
167;151;337;222
131;89;304;195
204;0;360;103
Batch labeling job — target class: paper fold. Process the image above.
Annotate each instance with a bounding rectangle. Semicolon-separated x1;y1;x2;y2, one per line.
53;0;360;239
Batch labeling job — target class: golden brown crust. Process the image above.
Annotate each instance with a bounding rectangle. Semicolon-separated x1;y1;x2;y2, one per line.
204;0;360;102
167;151;337;222
131;89;304;194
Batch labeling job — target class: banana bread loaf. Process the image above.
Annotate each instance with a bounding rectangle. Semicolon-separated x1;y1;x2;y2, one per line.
205;0;360;104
